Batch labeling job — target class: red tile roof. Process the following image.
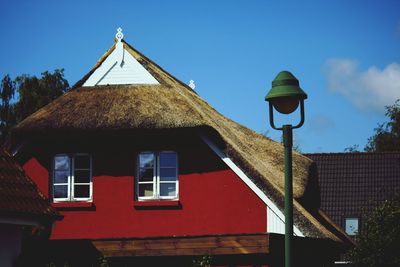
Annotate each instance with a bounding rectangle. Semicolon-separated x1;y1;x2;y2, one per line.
0;147;60;222
306;152;400;233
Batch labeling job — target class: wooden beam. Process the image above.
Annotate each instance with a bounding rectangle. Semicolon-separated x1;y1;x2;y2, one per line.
92;234;270;257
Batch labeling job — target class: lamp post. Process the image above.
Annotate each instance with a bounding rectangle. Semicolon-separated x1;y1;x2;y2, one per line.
265;71;307;267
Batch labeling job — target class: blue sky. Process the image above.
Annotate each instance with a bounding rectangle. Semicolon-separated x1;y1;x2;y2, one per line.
1;0;400;152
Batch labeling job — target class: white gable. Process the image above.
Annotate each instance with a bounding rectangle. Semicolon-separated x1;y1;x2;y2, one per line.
83;29;159;86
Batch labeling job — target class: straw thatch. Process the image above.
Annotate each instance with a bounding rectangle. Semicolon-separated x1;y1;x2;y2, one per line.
12;40;350;244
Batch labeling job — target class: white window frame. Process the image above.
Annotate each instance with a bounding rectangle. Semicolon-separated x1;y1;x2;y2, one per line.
53;153;93;202
137;151;178;200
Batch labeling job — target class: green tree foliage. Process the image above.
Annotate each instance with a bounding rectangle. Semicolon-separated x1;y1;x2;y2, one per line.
16;69;69;122
365;100;400;152
0;69;69;143
0;74;16;143
191;255;212;267
344;144;360;152
348;194;400;267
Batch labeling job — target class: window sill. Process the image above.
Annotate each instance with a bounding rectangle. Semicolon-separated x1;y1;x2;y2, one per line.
134;200;181;209
52;201;95;211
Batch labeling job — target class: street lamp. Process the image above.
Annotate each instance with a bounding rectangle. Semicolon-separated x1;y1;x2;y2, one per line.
265;71;307;267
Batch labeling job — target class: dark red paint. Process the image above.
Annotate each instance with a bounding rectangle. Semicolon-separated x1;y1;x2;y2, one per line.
20;135;267;240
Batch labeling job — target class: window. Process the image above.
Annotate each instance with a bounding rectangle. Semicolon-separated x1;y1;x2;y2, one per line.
137;151;178;200
345;217;359;236
53;154;92;202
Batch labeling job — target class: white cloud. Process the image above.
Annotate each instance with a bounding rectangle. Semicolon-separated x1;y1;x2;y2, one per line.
308;114;335;134
323;59;400;113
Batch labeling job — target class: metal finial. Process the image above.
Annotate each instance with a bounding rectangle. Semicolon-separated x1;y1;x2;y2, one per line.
189;80;196;89
116;27;124;41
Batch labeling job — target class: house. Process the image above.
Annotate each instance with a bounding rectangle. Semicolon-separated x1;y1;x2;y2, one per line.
10;29;351;266
0;147;60;267
306;152;400;238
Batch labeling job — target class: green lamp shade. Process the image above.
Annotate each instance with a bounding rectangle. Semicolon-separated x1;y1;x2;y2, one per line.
265;71;308;114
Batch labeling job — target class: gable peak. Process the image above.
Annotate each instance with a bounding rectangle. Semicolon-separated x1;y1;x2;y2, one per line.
82;28;159;87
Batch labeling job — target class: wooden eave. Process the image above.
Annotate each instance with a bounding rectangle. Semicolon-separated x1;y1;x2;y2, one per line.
92;233;270;257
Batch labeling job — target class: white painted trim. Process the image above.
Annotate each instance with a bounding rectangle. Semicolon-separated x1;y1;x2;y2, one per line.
137;151;179;200
53;153;92;202
115;40;125;67
201;135;304;237
267;206;285;234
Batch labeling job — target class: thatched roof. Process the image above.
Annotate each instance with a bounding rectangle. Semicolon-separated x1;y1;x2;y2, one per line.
12;39;350;244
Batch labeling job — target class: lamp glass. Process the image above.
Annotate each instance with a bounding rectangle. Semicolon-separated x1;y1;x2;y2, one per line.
271;97;300;114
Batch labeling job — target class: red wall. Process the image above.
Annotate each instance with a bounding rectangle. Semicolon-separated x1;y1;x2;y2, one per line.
21;134;266;240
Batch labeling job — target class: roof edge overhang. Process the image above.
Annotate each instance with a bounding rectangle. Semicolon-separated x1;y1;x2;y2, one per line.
0;210;63;226
11;126;222;144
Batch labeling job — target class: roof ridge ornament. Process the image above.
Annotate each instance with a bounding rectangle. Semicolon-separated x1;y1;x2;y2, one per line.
189;80;196;90
116;27;124;41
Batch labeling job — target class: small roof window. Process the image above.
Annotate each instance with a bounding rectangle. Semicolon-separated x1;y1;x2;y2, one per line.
345;217;359;236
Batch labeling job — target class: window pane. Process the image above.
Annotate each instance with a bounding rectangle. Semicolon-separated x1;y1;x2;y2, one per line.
139;153;154;168
160;152;177;167
160;183;176;197
54;155;70;171
75;170;90;183
54;170;69;183
345;218;359;236
160;168;176;181
138;184;154;197
54;185;68;198
139;168;153;181
74;185;90;198
75;155;90;169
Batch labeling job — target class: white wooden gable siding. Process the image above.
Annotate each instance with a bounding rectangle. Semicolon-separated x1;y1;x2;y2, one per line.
201;136;304;237
83;46;159;86
267;206;287;234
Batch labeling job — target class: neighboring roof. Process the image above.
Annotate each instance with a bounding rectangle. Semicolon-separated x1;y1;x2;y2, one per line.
0;147;61;222
12;37;346;243
306;152;400;231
